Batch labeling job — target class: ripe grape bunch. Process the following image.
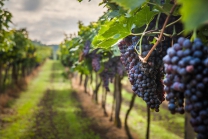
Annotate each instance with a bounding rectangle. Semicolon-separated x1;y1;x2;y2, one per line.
86;49;101;72
81;41;101;72
92;54;101;72
83;40;91;56
100;56;125;91
163;37;208;139
117;11;183;112
118;35;169;112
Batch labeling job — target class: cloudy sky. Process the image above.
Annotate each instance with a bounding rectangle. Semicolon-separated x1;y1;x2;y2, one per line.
4;0;107;45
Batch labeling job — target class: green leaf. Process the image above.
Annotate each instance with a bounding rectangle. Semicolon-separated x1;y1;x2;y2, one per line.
111;0;146;11
69;46;79;52
94;38;120;49
92;17;131;49
199;25;208;37
177;0;208;32
151;0;162;5
197;31;208;44
92;35;103;46
107;10;120;19
92;25;129;49
111;45;121;56
92;5;157;49
102;20;130;38
154;3;180;16
98;20;114;35
132;5;158;27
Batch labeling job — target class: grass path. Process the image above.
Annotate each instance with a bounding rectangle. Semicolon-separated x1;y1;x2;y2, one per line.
0;60;100;139
0;59;185;139
84;74;184;139
0;60;53;138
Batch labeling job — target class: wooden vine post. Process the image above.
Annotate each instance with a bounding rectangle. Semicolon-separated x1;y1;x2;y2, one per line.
114;74;122;128
0;66;2;92
21;62;26;77
2;66;10;90
79;73;83;85
125;93;136;139
12;63;18;84
185;112;195;139
146;106;150;139
84;75;88;94
101;87;108;116
93;74;102;104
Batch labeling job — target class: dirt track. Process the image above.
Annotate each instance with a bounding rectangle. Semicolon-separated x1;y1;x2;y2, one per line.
72;76;139;139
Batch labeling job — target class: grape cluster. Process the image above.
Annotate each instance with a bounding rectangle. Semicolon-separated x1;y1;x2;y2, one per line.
118;36;170;112
84;46;125;91
147;13;182;36
86;49;101;72
92;54;101;72
163;37;208;138
117;12;183;112
81;41;126;91
100;56;125;91
83;40;91;56
160;0;165;5
81;41;101;72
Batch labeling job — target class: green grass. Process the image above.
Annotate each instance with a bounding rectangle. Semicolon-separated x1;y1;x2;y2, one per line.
85;74;184;139
0;60;100;139
120;86;185;136
45;60;100;139
0;60;53;139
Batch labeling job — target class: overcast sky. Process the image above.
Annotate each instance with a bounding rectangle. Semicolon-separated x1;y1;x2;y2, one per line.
4;0;107;45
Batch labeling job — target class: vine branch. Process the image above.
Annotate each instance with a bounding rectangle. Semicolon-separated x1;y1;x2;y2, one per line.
139;2;178;63
164;17;181;29
131;31;172;37
139;23;150;54
131;17;181;37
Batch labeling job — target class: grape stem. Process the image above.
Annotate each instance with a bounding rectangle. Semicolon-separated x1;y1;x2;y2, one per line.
133;24;150;55
177;30;184;36
131;17;181;37
155;13;161;30
131;31;154;36
190;29;197;41
131;31;172;37
139;2;178;63
147;2;157;6
163;17;181;29
139;23;150;54
151;32;172;37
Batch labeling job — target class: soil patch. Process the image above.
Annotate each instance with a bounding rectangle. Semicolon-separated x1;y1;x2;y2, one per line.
71;76;139;139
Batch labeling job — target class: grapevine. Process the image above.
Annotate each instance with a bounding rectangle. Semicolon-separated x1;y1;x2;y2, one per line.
163;37;208;138
60;0;208;138
2;0;208;138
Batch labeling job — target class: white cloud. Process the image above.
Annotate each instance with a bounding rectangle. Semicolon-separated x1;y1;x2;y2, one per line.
22;0;42;11
4;0;107;44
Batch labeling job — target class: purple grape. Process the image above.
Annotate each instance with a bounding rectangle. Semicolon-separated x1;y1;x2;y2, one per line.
163;37;208;138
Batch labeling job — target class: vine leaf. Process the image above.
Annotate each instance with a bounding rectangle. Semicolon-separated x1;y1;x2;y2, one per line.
154;4;180;16
92;18;131;49
107;10;120;19
110;0;146;11
69;46;79;52
201;26;208;36
177;0;208;32
111;45;121;56
94;37;120;49
92;5;157;49
132;5;158;28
